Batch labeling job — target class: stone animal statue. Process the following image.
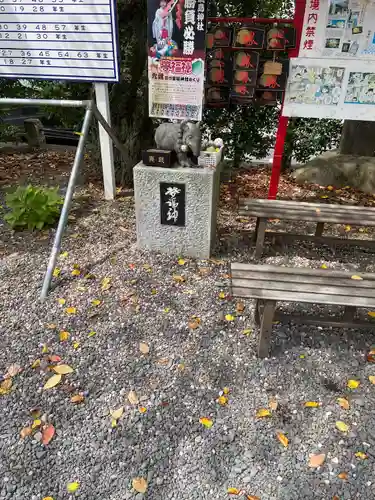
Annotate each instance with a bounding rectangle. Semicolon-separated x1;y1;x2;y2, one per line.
154;120;201;167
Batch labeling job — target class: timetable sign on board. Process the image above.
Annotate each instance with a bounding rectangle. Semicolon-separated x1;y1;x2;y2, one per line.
0;0;120;82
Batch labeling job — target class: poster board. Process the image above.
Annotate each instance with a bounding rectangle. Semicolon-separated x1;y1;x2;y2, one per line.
147;0;207;120
0;0;120;82
283;57;375;120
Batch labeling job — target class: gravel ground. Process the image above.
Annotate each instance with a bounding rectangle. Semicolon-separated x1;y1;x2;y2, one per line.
1;186;375;500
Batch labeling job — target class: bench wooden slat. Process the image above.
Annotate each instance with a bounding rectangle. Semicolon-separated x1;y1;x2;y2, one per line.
239;209;375;225
232;286;375;307
240;198;375;212
232;278;375;300
231;270;375;290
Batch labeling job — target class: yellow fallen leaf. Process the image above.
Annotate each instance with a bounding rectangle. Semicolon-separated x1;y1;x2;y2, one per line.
321;264;328;269
32;419;41;429
243;329;252;336
71;269;80;276
31;359;41;369
60;251;68;258
139;342;150;354
351;275;363;280
58;298;66;305
111;407;124;420
71;394;85;404
225;314;235;321
217;395;228;406
111;419;117;428
128;390;139;405
299;354;305;359
151;289;157;295
53;268;61;278
88;330;96;338
223;387;230;395
218;291;226;299
101;277;112;291
139;406;147;414
72;341;80;349
355;451;368;460
227;487;241;495
132;477;148;494
304;401;321;408
65;307;77;315
199;417;213;428
236;302;245;313
347;379;360;389
269;397;278;411
20;427;32;439
369;375;375;384
163;307;170;313
91;299;101;307
188;318;200;329
256;408;271;418
368;312;375;318
42;344;49;354
337;397;350;410
338;472;348;480
67;482;80;493
277;432;288;448
59;331;70;342
320;195;328;199
345;225;351;232
327;185;334;191
173;275;185;283
308;453;326;468
1;379;12;392
53;364;73;375
77;286;87;292
43;374;62;390
336;421;349;432
178;258;186;265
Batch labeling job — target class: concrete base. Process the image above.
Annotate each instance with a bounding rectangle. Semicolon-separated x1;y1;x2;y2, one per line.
134;162;221;258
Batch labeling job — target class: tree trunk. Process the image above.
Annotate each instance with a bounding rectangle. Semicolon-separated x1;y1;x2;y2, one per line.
340;120;375;156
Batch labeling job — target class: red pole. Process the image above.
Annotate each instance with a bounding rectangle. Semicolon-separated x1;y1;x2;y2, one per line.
267;0;306;199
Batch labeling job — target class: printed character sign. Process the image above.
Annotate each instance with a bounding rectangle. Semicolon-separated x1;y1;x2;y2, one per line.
233;51;260;70
205;86;230;107
233;26;265;49
233;70;257;86
160;183;186;226
206;25;233;48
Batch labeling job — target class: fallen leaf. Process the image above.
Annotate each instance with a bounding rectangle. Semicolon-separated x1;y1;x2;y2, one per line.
225;314;235;321
71;269;80;276
243;328;252;336
65;307;77;315
199;417;213;428
351;275;363;280
139;342;150;354
71;394;85;404
308;453;326;468
223;387;230;395
156;358;169;366
227;487;241;495
338;472;348;480
84;273;95;279
327;185;334;191
321;264;328;269
53;268;61;278
32;419;42;429
336;421;349;432
67;482;80;493
210;258;225;265
60;251;68;258
111;407;124;420
368;313;375;319
163;307;170;313
6;364;22;377
58;298;66;305
43;374;62;390
151;289;157;295
42;497;55;500
347;379;360;389
49;355;62;363
337;397;350;410
269;397;278;411
139;406;147;414
72;341;80;349
304;401;321;408
369;375;375;384
88;331;96;338
236;302;245;313
42;344;49;354
277;432;289;448
91;299;101;307
53;364;73;375
218;291;226;299
1;378;12;391
46;323;57;329
101;277;112;291
217;395;228;406
42;423;55;445
59;331;70;342
132;477;148;494
20;427;32;438
30;408;41;419
128;390;139;405
367;348;375;362
320;195;328;199
246;496;260;500
111;419;117;428
345;225;351;232
355;451;368;460
173;275;185;283
178;258;186;265
188;318;200;329
256;408;271;418
77;286;87;292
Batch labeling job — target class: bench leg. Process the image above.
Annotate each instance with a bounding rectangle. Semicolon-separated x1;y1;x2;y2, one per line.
254;218;267;258
258;300;276;358
343;306;357;322
254;299;264;326
315;222;325;237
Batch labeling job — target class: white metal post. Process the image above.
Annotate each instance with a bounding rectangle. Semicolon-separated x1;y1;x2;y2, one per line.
94;83;116;200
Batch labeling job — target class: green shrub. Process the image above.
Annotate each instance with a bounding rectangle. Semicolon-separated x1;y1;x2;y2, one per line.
5;185;63;230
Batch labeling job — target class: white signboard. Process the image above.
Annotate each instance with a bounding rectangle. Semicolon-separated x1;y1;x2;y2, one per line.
300;0;375;60
283;57;375;120
0;0;119;82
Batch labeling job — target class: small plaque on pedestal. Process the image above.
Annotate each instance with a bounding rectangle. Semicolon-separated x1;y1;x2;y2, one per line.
142;149;172;167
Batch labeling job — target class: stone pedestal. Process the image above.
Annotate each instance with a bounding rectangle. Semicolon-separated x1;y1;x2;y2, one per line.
134;162;221;259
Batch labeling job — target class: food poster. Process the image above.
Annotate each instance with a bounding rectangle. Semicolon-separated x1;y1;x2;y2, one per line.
147;0;207;120
299;0;375;60
283;57;375;120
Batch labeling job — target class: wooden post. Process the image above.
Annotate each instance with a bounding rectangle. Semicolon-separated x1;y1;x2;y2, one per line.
255;218;267;258
258;300;276;358
315;222;325;236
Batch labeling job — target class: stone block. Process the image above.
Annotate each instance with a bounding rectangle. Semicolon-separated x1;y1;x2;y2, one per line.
134;162;221;258
23;118;46;148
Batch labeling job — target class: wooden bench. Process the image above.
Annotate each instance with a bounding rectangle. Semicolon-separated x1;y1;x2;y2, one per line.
239;198;375;257
230;263;375;357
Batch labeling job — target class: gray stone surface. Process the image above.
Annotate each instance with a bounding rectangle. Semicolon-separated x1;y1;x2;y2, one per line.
134;162;221;258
